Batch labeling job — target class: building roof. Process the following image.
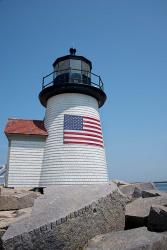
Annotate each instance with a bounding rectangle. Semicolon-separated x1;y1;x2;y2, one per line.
4;119;48;137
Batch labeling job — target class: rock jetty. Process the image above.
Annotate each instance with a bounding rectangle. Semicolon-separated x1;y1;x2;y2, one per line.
84;227;167;250
0;180;167;250
2;183;127;250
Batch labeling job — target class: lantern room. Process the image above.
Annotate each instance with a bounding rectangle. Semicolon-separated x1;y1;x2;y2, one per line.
39;48;106;108
53;48;92;85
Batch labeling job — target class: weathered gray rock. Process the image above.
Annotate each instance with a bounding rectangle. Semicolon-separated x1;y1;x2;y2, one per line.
0;208;32;230
84;227;167;250
134;182;156;190
0;229;6;250
0;234;4;250
133;187;160;199
2;184;127;250
148;205;167;232
112;179;129;186
120;182;156;196
125;195;167;229
129;189;161;200
126;195;167;218
0;230;6;238
142;190;160;198
132;187;142;198
0;189;40;211
119;184;136;195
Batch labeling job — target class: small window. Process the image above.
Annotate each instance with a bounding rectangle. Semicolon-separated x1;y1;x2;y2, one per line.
82;61;90;77
70;59;81;71
55;60;70;77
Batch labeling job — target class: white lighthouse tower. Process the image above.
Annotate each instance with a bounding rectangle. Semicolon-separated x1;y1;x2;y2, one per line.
39;48;108;185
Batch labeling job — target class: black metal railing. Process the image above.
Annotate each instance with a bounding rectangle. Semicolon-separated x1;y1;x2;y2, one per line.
42;68;104;91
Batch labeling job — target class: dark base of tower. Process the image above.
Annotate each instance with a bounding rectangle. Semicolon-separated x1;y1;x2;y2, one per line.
39;83;107;108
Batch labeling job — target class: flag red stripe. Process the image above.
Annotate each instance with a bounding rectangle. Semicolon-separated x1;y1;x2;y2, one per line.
84;120;101;127
64;136;103;143
84;128;102;135
64;141;103;148
64;131;103;139
84;119;100;124
84;124;101;131
84;116;100;122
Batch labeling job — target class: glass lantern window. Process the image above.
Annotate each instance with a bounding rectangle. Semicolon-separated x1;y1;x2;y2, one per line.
55;60;70;76
70;59;81;76
82;61;90;77
53;58;91;84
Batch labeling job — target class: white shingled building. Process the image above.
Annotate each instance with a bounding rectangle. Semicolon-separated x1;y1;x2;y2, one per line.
4;49;108;187
5;119;47;187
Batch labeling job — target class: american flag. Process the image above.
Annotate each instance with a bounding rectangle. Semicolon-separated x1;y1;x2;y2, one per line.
63;114;103;148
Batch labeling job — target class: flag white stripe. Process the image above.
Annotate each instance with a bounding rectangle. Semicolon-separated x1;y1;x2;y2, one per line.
64;139;103;146
64;129;99;135
83;116;100;123
84;119;101;126
65;128;102;135
64;135;103;142
83;125;101;132
84;121;101;129
64;132;103;139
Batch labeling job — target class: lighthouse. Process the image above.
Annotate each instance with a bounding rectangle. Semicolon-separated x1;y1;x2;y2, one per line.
39;48;108;185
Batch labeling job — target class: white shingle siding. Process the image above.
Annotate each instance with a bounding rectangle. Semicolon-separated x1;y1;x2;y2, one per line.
40;93;108;185
6;136;45;187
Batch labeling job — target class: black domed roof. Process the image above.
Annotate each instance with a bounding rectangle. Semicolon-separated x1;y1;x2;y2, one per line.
52;49;92;69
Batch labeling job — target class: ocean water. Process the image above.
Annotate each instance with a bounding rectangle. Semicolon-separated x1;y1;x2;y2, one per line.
154;182;167;192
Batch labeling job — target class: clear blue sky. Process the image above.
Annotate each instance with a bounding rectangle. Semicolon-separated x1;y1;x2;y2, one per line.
0;0;167;182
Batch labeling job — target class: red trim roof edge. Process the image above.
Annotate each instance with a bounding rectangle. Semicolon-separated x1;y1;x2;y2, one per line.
4;118;48;136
